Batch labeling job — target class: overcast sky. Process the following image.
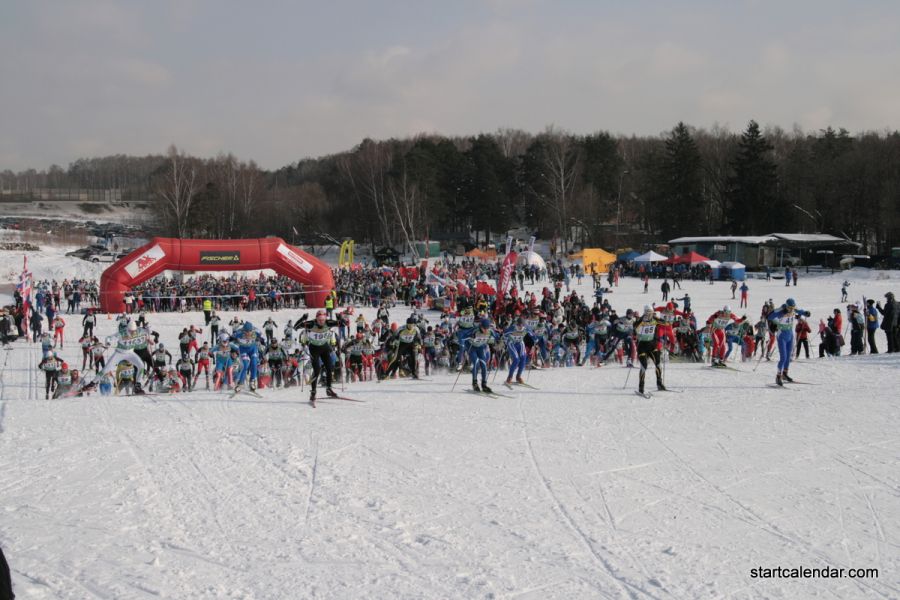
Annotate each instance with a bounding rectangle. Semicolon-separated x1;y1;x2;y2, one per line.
2;0;899;171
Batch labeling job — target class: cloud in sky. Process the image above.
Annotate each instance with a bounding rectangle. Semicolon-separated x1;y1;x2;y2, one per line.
2;1;899;170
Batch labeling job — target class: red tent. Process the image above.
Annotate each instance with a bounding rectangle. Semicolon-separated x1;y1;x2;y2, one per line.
674;251;710;265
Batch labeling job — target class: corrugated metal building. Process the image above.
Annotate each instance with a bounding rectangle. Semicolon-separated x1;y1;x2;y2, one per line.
668;234;861;268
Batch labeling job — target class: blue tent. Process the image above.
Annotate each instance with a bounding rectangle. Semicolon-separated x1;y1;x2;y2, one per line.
618;250;640;261
721;261;746;281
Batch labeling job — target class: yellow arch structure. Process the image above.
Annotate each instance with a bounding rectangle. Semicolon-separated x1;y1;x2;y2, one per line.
339;239;355;268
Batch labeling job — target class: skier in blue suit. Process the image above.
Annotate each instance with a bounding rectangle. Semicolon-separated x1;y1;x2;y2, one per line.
234;321;264;391
502;317;534;385
767;298;810;386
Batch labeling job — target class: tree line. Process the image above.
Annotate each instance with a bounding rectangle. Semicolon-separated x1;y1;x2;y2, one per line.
2;122;898;254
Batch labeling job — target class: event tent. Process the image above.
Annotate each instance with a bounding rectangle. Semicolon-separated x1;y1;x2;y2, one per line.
581;248;616;273
516;250;547;271
617;250;640;262
465;248;497;260
720;261;746;280
674;251;710;265
634;250;667;262
704;259;721;279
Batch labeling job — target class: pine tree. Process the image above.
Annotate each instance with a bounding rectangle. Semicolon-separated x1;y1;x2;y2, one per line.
661;122;704;237
727;121;779;234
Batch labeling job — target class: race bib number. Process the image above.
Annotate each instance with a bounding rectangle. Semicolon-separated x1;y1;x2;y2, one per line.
714;318;730;329
637;324;656;341
307;330;330;345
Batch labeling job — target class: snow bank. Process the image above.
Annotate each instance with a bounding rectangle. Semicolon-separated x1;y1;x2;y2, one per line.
0;252;898;598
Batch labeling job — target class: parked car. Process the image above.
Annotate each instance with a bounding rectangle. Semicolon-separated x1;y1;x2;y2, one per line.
89;251;126;263
66;245;105;260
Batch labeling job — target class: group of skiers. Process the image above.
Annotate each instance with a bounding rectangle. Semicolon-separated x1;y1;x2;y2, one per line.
21;278;900;400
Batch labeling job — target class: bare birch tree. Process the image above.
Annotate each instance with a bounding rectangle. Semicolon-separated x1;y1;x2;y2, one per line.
338;139;395;246
537;128;582;252
153;145;203;238
387;159;423;258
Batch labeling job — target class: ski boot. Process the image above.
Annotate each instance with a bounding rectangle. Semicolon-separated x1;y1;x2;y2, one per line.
309;389;316;404
472;381;481;392
480;383;493;394
249;379;257;392
325;387;338;398
781;370;793;383
775;373;783;386
505;377;513;385
657;383;667;391
516;376;525;384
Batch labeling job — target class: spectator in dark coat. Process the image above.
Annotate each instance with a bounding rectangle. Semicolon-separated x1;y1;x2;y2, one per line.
877;292;898;353
0;545;13;599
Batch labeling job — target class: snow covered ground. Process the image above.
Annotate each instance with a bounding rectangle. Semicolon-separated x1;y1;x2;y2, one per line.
1;251;898;599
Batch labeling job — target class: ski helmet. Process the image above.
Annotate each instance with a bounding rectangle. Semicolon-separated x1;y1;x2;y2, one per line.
643;305;653;314
406;317;416;325
316;310;327;318
723;305;731;313
127;321;137;332
218;333;230;344
243;321;254;332
786;298;796;307
480;318;491;328
61;362;68;370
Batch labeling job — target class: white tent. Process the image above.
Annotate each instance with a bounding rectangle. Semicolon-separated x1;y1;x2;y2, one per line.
516;250;546;271
633;250;667;262
720;261;745;269
704;259;722;268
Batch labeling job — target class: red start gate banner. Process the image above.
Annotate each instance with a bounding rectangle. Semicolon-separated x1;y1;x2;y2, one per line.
99;237;334;312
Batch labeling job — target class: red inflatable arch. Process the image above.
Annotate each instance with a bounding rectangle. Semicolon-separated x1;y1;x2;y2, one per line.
99;237;334;313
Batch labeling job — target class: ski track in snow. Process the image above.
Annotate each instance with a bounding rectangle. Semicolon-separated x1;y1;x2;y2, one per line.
2;260;900;598
517;398;659;599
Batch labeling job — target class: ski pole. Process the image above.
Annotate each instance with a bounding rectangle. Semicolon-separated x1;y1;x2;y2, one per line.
752;343;767;371
622;364;633;390
450;359;465;392
491;349;506;383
